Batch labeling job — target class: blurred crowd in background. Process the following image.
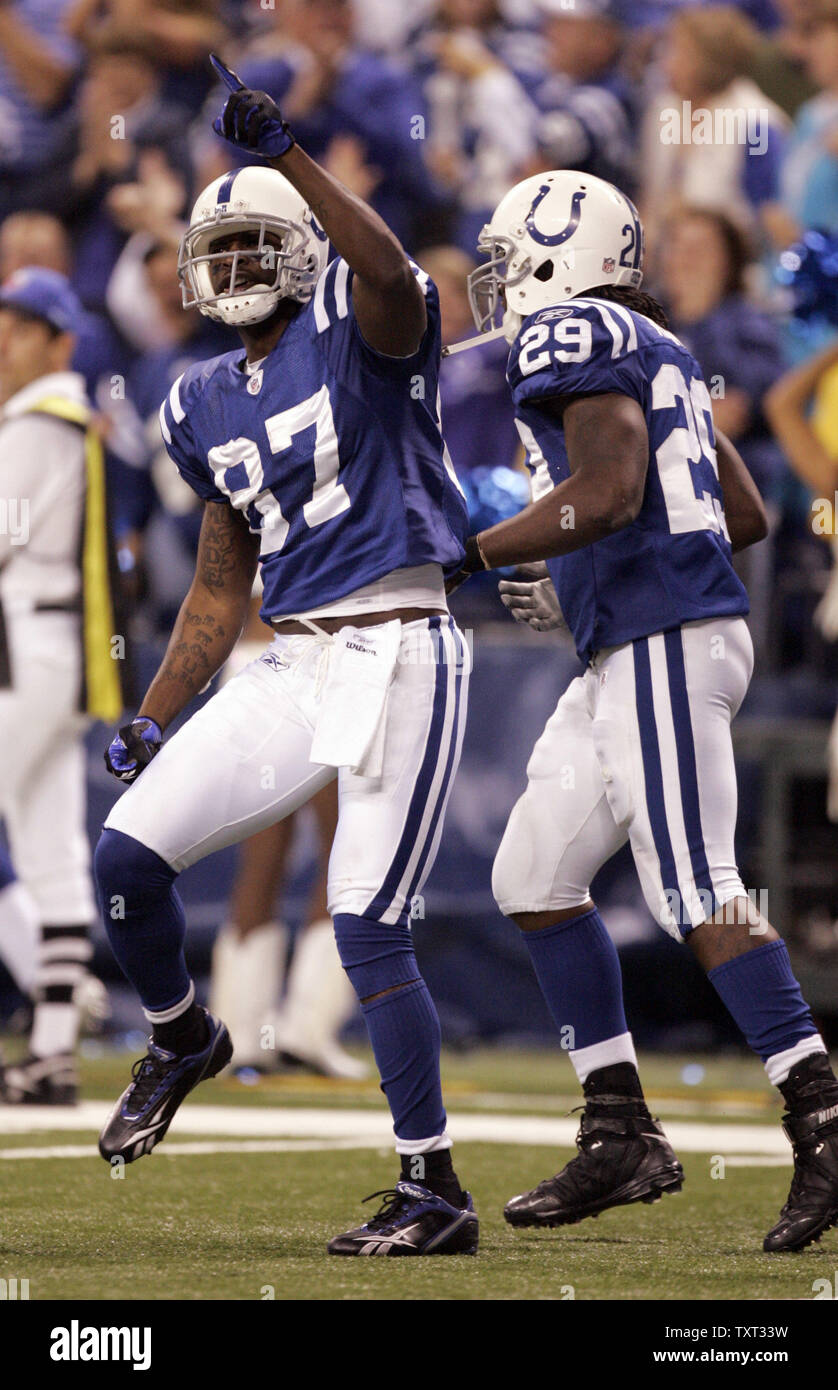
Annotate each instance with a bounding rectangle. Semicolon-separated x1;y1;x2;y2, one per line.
3;0;838;663
2;0;838;654
2;0;838;1042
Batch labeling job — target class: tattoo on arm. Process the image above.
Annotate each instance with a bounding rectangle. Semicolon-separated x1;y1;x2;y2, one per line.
196;502;243;593
139;503;260;727
157;611;226;689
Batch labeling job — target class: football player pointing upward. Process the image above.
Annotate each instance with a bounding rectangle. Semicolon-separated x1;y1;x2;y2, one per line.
94;61;478;1257
460;170;838;1254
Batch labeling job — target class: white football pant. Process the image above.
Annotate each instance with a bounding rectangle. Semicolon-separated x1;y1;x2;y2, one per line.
493;617;754;939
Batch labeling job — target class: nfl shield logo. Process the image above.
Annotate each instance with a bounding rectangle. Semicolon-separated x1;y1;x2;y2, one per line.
602;257;615;274
247;370;263;395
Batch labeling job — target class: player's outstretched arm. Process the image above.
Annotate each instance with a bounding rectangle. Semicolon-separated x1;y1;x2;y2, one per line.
210;55;426;356
137;502;260;732
274;145;426;356
714;429;769;553
467;392;649;571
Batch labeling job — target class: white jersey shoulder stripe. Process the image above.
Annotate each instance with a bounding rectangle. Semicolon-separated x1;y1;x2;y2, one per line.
333;258;350;320
571;297;640;358
573;298;624;359
314;258;428;333
313;260;334;333
601;301;638;354
409;260;430;295
158;400;172;445
168;374;186;425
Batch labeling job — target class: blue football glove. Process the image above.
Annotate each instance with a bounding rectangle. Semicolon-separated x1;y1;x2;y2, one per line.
210;53;295;157
104;717;163;784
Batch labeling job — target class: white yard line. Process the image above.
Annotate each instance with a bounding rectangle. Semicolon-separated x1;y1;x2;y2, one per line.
0;1102;792;1161
0;1138;385;1161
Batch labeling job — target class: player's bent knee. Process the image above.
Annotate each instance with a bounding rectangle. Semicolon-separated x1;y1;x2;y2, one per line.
94;828;178;914
332;912;421;1001
492;839;589;921
491;835;527;914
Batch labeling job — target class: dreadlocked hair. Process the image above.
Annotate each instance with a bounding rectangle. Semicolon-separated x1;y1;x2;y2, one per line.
583;284;670;331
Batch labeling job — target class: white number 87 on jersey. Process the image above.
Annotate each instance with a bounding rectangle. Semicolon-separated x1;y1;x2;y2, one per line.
207;384;350;554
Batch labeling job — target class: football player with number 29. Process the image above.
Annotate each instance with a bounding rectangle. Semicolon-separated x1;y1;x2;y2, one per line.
456;170;838;1254
95;58;479;1258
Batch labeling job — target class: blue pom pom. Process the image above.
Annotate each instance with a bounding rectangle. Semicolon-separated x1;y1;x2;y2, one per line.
460;466;530;533
776;229;838;328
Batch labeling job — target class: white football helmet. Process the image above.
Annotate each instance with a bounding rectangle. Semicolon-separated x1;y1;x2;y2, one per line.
468;169;644;342
178;166;329;327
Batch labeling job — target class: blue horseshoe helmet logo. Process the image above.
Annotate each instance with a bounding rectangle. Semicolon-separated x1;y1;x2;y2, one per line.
525;185;587;247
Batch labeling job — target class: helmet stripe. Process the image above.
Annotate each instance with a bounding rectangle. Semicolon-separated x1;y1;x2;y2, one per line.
216;171;238;205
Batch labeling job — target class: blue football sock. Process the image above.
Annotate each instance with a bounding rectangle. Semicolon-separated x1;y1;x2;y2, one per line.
334;912;447;1144
94;828;191;1015
361;981;446;1143
708;938;818;1061
521;906;629;1051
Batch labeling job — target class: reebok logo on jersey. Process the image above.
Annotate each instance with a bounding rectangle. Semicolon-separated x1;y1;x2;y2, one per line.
50;1321;151;1371
533;306;576;324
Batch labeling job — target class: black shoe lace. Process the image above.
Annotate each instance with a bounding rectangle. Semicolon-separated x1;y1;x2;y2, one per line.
361;1188;415;1230
128;1051;168;1108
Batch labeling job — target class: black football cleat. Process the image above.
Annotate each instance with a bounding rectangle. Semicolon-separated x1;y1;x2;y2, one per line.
764;1056;838;1253
328;1181;479;1256
505;1108;684;1228
98;1008;232;1163
0;1052;78;1105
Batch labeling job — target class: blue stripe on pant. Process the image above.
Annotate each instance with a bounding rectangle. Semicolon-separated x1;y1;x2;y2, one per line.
399;623;466;914
633;636;681;928
365;617;463;926
663;628;717;918
633;630;715;935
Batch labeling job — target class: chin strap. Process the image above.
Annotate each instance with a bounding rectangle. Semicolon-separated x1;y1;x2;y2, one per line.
502;307;524;344
441;325;507;358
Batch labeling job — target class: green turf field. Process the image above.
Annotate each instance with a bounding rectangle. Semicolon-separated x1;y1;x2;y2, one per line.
1;1045;835;1301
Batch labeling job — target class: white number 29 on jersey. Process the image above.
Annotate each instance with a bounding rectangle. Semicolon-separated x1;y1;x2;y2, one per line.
518;318;593;375
207;385;350;555
650;364;730;541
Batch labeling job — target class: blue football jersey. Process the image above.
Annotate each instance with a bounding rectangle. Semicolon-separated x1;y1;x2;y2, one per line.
158;259;468;618
508;296;749;662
